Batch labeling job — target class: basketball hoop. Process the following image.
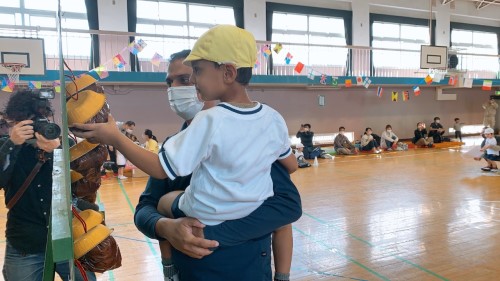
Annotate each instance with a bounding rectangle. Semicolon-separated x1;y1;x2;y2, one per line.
0;63;26;83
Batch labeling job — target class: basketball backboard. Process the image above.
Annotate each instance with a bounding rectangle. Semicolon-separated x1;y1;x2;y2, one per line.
0;37;46;76
420;45;448;70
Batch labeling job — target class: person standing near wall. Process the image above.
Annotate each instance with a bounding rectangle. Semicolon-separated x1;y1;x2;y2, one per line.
483;97;498;128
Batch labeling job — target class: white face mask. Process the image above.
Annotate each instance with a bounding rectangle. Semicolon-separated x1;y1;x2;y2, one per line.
167;86;204;121
436;120;440;123
339;131;345;135
387;129;392;133
126;129;133;134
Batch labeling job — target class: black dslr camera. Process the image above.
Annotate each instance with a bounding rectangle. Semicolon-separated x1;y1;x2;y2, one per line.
31;89;61;140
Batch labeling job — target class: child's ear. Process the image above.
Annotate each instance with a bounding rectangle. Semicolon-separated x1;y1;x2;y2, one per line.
223;64;238;83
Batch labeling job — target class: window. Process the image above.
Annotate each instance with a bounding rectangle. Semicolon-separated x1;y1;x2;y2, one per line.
372;21;430;69
451;29;498;73
271;12;348;66
136;0;236;61
0;0;90;57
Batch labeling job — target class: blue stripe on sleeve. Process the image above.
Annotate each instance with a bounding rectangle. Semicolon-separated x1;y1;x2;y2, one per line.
279;147;291;159
160;151;178;179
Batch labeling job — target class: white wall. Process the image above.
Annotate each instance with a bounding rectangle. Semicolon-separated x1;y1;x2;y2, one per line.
98;0;130;69
244;0;267;41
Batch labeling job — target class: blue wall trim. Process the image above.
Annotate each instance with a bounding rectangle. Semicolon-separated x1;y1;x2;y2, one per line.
16;70;500;87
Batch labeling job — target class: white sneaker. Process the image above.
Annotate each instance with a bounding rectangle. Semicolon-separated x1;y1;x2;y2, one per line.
118;175;128;180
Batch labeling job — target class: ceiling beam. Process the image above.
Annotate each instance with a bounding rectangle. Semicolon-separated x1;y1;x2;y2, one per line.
475;0;494;9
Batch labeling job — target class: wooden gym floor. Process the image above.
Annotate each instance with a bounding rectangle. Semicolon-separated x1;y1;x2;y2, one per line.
1;137;500;281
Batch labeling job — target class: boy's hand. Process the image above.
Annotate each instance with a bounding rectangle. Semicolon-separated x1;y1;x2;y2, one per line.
71;114;120;145
10;120;34;145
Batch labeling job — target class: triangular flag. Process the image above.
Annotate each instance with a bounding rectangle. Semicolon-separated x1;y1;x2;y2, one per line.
345;79;352;88
273;43;283;54
424;75;433;85
356;76;363;85
307;68;315;80
113;54;127;68
285;52;293;65
463;78;473;88
392;91;398;102
376;86;383;97
331;76;338;87
294;62;304;74
254;59;260;69
1;78;14;92
403;90;409;101
496;91;500;96
363;77;371;88
448;75;457;86
413;86;421;96
320;74;327;85
482;80;492;91
28;81;42;89
151;53;163;67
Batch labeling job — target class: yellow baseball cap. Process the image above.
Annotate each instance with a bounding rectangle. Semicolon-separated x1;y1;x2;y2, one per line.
184;25;257;69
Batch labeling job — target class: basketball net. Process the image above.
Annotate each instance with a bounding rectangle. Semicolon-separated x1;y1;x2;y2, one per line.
0;63;25;83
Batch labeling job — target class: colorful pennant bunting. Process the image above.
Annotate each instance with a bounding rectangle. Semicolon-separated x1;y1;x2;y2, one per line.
285;52;293;65
403;90;409;101
113;54;127;68
345;79;352;88
463;78;473;88
424;75;433;85
448;75;457;86
1;78;14;92
377;86;383;97
128;39;147;55
307;68;315;80
320;74;327;85
294;62;304;74
482;80;492;91
363;77;371;89
331;76;338;87
392;91;398;102
151;53;163;67
53;80;61;93
413;86;421;96
28;81;42;89
273;43;283;54
356;76;363;85
92;66;109;79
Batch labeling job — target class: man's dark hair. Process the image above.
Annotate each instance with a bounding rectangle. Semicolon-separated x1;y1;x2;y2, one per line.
434;117;440;121
3;89;53;121
125;121;135;127
385;124;392;130
169;49;191;62
303;124;311;129
339;126;345;131
454;118;459;121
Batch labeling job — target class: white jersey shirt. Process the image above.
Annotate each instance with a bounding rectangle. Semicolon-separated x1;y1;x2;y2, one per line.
159;102;292;225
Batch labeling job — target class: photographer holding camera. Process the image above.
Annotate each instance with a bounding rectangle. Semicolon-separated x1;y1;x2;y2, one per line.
0;89;95;281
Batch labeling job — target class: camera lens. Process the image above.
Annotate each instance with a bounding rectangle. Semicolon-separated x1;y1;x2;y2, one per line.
41;123;61;140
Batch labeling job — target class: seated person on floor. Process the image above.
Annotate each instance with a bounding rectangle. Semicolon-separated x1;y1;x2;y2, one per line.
429;117;445;143
294;143;311;168
380;124;399;150
295;124;331;159
412;122;433;147
334;126;359;155
360;128;381;153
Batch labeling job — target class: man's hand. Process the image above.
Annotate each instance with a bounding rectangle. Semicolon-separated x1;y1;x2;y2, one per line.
155;217;219;259
9;120;34;145
35;133;60;153
71;114;121;145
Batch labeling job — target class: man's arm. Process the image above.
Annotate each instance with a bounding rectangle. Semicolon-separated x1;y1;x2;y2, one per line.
134;174;219;259
203;161;302;247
